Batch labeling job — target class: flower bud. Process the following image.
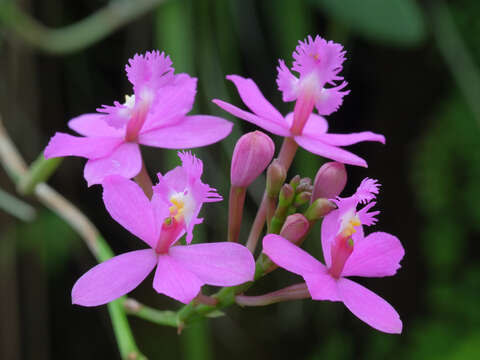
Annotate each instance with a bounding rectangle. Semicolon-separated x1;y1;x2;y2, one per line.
279;183;294;207
231;131;275;187
304;198;337;221
266;159;286;197
312;162;347;201
294;191;311;207
289;175;301;189
280;214;310;244
296;177;313;194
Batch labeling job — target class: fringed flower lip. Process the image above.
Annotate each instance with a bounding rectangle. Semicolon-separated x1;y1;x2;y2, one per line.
45;51;233;186
213;74;384;167
72;155;255;306
263;178;404;334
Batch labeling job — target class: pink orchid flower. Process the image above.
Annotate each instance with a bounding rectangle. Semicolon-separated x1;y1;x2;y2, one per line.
44;51;233;186
277;35;349;119
212;74;384;167
153;151;222;244
72;157;255;305
262;178;404;333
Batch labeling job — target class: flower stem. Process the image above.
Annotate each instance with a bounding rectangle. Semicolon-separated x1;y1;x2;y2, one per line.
228;186;246;242
235;283;310;307
108;299;147;360
0;0;167;55
17;153;62;195
246;192;268;253
124;298;178;328
246;137;298;252
277;137;299;170
0;115;147;360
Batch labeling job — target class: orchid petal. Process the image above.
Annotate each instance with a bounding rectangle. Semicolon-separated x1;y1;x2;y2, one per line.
303;270;341;301
213;99;290;136
153;255;203;304
226;75;285;123
342;232;404;278
285;112;328;135
337;278;402;334
276;60;299;102
169;243;255;286
320;209;339;267
295;135;368;167
84;142;142;186
320;132;386;146
44;133;121;160
126;51;174;93
102;175;157;247
262;234;323;276
139;115;233;149
72;249;157;306
68;114;123;137
143;74;197;132
315;84;349;116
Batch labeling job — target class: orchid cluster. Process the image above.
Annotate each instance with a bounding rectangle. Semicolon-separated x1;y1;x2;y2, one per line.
44;35;404;335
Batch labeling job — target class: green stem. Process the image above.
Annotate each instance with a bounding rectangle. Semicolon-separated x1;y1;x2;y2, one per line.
108;299;147;360
0;187;36;221
181;318;213;360
175;259;271;328
124;299;178;328
0;0;166;55
0;117;146;359
17;153;62;195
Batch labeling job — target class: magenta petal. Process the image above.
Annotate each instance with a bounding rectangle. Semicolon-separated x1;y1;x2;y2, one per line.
72;249;157;307
169;243;255;286
139;115;233;149
84;142;142;186
226;75;285;123
102;175;157;247
276;59;299;102
342;232;404;278
285;112;328;135
337;278;402;334
143;74;197;132
153;254;203;304
315;84;349;116
303;269;341;301
320;132;386;146
320;210;339;267
263;234;323;276
68;114;123;137
44;133;122;160
295;135;368;167
213;99;290;136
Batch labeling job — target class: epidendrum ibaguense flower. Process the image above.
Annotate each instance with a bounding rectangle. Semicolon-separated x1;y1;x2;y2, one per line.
44;51;233;185
72;153;255;305
263;178;404;333
213;35;384;167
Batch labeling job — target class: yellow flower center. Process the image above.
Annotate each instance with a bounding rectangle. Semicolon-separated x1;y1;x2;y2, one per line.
341;215;361;238
168;194;186;222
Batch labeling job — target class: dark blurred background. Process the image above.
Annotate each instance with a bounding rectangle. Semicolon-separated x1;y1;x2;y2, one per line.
1;0;480;359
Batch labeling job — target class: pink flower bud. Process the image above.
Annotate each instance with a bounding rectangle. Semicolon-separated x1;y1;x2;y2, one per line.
312;162;347;201
280;214;310;244
266;159;286;197
231;131;275;187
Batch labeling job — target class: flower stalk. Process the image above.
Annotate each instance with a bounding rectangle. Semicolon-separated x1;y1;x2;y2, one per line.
228;186;247;242
236;283;310;307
